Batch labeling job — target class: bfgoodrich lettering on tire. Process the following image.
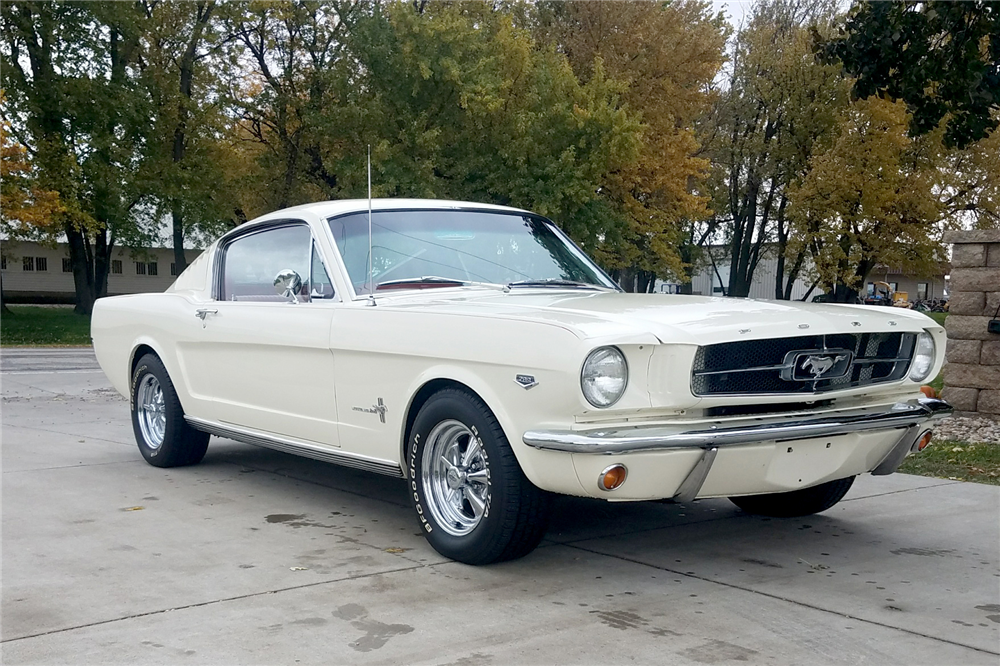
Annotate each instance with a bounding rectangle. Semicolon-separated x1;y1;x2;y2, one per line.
130;353;209;468
408;388;550;564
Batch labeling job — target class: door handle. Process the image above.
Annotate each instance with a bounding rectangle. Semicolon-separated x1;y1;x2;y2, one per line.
195;308;218;325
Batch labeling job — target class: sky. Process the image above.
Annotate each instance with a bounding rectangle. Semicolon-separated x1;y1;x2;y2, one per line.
712;0;755;28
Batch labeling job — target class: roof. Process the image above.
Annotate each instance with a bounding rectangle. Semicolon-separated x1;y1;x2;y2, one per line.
252;198;529;225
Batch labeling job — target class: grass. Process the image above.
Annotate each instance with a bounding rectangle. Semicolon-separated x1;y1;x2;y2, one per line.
1;305;92;346
898;440;1000;485
926;311;948;327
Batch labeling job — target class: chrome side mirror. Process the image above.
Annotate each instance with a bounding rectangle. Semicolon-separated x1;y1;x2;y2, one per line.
273;269;302;304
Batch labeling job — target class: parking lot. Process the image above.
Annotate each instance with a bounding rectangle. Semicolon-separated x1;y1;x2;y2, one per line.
2;347;998;665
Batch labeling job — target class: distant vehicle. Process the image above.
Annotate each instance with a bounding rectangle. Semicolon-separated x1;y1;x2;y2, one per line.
91;199;952;564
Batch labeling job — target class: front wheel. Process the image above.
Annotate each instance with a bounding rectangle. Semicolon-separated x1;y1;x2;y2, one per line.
408;388;550;565
131;354;209;468
729;476;855;517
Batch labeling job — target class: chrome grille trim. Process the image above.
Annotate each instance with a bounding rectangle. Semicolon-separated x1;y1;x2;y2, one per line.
691;332;916;396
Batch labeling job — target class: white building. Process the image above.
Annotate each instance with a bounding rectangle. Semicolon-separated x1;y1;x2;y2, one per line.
1;240;202;303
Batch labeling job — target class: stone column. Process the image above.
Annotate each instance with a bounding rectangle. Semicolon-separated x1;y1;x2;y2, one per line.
941;230;1000;418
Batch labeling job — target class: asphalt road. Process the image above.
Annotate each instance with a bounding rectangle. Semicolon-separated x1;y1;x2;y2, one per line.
2;348;998;665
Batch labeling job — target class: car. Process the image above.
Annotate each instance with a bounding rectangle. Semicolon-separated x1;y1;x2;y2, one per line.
91;199;953;565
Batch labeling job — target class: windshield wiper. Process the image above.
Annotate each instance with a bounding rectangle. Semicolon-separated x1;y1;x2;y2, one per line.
506;278;609;291
376;276;467;290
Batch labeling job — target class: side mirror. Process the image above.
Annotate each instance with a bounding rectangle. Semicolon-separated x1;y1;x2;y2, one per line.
273;269;302;304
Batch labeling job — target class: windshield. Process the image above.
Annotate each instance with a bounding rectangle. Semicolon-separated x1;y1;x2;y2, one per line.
328;209;618;295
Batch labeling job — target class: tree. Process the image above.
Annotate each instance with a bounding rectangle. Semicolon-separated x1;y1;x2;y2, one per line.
225;0;361;212
228;1;643;254
0;108;64;313
703;0;847;299
533;0;728;291
822;1;1000;149
136;0;234;273
786;97;946;301
1;1;148;314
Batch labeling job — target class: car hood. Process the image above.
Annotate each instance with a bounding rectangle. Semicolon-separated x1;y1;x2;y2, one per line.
380;290;939;345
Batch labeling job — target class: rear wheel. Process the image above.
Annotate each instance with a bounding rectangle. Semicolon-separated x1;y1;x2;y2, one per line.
131;354;209;468
408;388;550;565
729;476;855;517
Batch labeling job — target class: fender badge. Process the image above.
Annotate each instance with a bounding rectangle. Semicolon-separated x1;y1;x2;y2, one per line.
798;323;810;329
515;374;538;390
352;397;387;423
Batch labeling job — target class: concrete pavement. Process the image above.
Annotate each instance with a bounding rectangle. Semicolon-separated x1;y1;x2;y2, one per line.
2;348;998;664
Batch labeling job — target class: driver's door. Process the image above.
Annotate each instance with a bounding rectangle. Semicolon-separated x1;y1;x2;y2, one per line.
184;222;341;447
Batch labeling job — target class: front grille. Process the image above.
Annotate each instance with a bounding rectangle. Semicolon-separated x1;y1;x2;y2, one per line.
691;333;915;396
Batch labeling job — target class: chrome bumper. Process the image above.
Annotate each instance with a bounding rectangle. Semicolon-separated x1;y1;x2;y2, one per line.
522;398;953;455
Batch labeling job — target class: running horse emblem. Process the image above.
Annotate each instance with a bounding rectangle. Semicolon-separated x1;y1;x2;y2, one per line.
800;354;849;379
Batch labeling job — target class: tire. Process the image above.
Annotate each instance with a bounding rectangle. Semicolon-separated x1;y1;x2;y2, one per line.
729;476;855;518
130;353;209;468
408;388;550;565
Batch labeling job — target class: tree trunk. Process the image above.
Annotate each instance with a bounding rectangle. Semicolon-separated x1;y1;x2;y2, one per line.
1;271;11;315
67;226;96;315
173;204;187;274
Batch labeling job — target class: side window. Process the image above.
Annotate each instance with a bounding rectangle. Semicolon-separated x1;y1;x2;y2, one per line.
309;242;335;300
222;225;311;302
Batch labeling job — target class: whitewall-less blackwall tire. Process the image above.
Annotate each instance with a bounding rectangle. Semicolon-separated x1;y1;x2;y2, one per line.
729;476;856;517
130;354;209;468
408;388;550;565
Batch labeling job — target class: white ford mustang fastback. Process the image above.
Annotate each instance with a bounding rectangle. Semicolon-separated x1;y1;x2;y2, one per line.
92;199;952;564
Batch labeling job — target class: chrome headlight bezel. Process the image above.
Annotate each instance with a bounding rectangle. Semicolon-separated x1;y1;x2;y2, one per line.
908;331;936;383
581;346;628;408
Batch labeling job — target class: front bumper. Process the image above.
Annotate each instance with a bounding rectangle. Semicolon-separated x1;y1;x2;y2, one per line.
523;398;952;455
522;398;952;502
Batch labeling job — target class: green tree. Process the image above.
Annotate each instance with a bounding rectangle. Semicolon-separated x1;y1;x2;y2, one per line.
136;0;234;273
2;1;148;313
786;98;947;302
822;0;1000;149
534;0;728;291
702;0;847;298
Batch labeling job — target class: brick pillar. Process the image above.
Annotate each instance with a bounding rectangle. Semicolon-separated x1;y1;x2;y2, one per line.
941;230;1000;418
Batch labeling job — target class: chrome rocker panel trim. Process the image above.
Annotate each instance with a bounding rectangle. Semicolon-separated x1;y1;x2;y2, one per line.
522;398;952;455
185;416;405;478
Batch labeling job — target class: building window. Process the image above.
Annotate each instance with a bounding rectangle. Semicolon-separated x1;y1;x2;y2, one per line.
889;282;898;292
35;257;47;271
1;256;6;270
170;263;177;276
147;262;158;276
917;283;928;300
23;256;34;271
62;257;72;272
135;261;146;275
111;259;122;274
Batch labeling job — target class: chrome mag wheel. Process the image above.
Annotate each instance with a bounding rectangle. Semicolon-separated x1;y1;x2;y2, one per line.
421;419;490;536
136;374;166;449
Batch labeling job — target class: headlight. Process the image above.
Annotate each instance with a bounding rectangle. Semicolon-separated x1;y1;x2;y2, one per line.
581;346;628;407
908;331;936;382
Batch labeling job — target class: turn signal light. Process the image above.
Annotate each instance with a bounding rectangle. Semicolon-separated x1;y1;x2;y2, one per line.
916;431;933;452
599;464;628;491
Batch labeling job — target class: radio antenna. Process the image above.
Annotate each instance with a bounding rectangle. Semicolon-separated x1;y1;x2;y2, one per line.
366;144;376;307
